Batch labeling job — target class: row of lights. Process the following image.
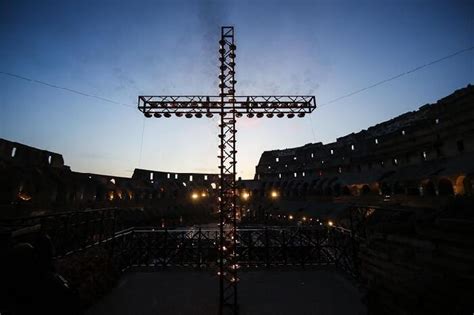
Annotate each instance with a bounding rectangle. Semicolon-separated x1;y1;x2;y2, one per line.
147;102;309;108
270;213;334;227
240;190;279;201
144;111;307;119
191;191;208;200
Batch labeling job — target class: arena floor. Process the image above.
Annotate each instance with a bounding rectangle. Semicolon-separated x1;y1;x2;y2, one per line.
86;269;366;315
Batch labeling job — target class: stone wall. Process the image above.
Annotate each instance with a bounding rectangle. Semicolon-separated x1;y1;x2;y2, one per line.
0;139;219;220
252;85;474;201
359;202;474;314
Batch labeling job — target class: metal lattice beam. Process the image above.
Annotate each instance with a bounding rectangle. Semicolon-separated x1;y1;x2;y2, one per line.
218;26;238;315
138;95;316;116
137;26;317;315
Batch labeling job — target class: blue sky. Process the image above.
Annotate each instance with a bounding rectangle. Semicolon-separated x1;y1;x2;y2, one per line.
0;0;472;179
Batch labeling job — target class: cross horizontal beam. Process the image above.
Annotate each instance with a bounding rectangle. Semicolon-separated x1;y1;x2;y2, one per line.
138;95;316;117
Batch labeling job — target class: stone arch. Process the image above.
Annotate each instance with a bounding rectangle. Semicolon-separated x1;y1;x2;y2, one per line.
301;182;309;197
455;175;472;195
284;181;294;197
422;180;436;196
455;175;467;195
361;184;371;195
324;186;332;196
252;189;259;198
342;185;351;196
315;178;327;195
393;181;405;195
438;178;454;196
324;177;337;195
95;184;107;201
293;182;301;197
379;182;391;195
18;177;35;202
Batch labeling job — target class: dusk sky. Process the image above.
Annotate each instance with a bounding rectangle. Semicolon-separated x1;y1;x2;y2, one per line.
1;0;472;179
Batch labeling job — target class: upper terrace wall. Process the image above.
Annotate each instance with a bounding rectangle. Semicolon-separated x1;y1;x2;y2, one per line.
0;139;64;169
254;85;474;198
0;139;219;219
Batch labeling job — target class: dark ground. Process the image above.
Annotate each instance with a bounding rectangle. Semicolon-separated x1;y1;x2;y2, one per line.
86;269;366;315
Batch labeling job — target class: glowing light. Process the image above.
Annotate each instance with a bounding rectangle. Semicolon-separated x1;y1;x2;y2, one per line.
289;215;294;220
328;220;334;227
242;191;250;200
201;192;207;197
302;216;307;221
191;192;199;200
270;190;279;198
18;192;32;201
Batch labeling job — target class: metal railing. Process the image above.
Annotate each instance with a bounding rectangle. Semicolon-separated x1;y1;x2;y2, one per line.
108;226;360;279
1;209;361;280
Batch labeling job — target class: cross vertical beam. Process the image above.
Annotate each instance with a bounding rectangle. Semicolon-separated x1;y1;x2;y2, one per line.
137;26;316;315
218;26;238;315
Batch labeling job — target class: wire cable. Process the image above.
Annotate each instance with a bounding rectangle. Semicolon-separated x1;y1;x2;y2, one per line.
318;45;474;107
0;70;135;109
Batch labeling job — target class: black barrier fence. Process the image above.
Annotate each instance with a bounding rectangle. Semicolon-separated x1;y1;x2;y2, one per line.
109;226;360;279
1;208;362;280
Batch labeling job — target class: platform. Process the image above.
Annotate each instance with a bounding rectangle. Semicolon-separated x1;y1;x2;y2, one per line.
86;269;366;315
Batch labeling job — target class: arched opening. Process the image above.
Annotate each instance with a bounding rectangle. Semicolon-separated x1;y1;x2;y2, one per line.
454;175;473;196
315;178;327;196
285;181;294;197
455;175;467;195
301;182;309;197
324;186;332;196
342;186;351;196
293;182;301;197
422;180;436;196
379;182;390;195
361;184;371;195
308;179;318;196
393;182;404;194
95;184;106;201
438;178;454;196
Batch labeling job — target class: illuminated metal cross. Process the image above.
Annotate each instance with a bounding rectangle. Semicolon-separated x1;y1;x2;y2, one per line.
138;26;316;315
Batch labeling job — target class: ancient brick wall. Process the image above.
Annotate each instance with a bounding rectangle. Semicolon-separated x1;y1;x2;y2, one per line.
0;139;219;220
360;205;474;315
252;85;474;201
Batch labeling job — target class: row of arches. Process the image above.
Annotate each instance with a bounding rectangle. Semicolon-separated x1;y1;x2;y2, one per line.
250;175;472;198
0;168;217;211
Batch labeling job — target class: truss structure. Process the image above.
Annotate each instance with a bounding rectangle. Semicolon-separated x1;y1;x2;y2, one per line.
137;26;316;315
